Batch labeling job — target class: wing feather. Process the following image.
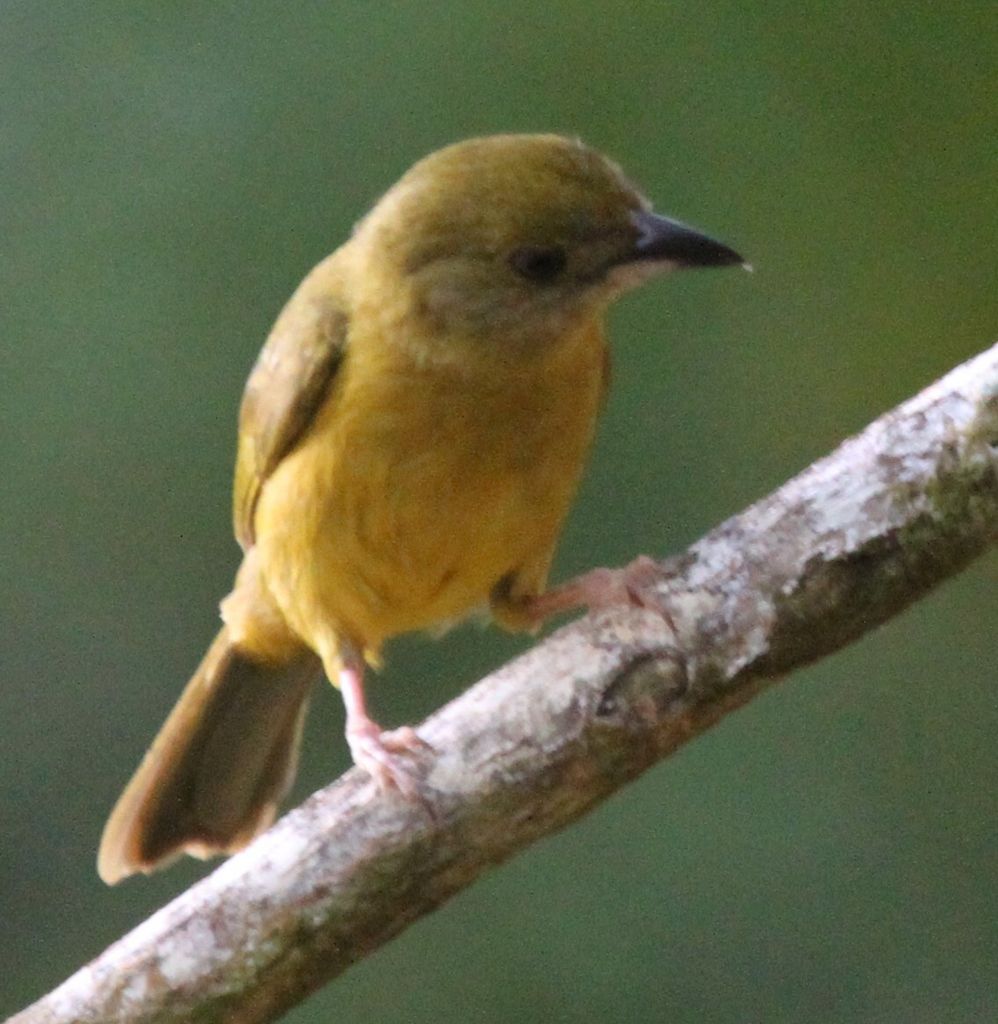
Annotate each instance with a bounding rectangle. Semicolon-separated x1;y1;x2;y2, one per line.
233;283;348;549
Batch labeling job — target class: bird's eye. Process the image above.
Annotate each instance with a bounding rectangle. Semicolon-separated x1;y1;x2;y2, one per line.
508;245;567;283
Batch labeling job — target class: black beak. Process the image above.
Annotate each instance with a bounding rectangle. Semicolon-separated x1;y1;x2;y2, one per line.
629;209;744;269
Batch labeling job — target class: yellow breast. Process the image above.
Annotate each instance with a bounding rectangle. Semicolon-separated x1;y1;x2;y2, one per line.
254;315;606;660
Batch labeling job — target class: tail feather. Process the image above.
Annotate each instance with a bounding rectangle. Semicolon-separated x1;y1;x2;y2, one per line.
98;629;320;884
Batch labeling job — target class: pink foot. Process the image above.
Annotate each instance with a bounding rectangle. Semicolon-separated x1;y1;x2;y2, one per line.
338;657;434;801
346;718;433;800
524;555;664;626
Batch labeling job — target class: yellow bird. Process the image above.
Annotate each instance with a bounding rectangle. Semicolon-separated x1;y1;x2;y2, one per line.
97;134;743;884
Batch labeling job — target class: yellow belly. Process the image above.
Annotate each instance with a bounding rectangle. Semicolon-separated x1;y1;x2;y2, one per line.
253;322;606;661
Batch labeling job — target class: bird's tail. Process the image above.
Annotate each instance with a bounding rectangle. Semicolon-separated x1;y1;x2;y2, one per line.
97;628;320;884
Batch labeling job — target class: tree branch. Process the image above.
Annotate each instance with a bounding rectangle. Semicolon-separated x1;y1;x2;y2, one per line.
11;343;998;1024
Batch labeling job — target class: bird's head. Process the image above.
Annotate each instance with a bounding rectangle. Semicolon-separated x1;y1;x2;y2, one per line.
352;134;743;343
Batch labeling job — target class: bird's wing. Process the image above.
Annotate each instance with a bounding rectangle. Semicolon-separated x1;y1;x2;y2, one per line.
233;290;348;550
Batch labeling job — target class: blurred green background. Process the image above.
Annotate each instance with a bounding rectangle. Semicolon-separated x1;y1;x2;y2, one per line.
2;3;996;1021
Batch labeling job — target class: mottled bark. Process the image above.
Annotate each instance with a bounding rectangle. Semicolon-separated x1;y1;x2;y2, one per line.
11;342;998;1024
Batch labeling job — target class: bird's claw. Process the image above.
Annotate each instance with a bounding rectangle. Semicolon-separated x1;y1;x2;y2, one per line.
524;555;668;625
608;555;676;630
570;556;663;611
346;719;434;804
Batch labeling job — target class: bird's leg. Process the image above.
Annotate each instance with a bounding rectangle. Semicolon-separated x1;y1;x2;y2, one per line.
519;555;666;630
338;656;431;800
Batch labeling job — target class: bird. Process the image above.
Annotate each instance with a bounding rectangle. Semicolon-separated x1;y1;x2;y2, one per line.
97;133;744;884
